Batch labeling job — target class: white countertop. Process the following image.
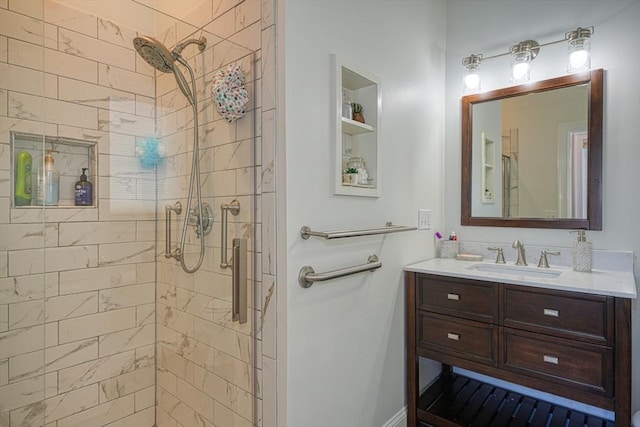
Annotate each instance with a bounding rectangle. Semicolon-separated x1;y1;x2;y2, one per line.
405;258;637;299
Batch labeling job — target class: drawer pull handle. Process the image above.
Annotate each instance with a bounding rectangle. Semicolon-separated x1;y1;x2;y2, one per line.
447;293;460;301
447;333;460;341
543;355;559;365
543;308;559;317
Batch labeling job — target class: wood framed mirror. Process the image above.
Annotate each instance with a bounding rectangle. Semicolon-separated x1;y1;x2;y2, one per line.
461;69;603;229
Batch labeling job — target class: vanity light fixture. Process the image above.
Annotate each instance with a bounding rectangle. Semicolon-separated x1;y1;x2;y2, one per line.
509;40;539;83
566;27;593;72
461;26;594;92
462;54;482;92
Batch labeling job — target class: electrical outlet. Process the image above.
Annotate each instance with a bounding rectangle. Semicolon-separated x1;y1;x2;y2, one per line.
418;209;431;230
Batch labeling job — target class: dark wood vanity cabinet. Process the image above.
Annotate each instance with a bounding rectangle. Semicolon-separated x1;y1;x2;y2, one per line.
406;272;632;427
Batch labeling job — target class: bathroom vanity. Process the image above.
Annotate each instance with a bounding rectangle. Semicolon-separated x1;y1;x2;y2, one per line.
405;258;636;427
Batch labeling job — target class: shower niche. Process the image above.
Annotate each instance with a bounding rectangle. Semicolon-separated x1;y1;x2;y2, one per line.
332;55;381;198
11;132;97;208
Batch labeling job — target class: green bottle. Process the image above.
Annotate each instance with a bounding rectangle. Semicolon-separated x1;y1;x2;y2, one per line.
14;151;33;206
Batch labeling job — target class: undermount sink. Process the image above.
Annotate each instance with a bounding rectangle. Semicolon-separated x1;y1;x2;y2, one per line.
465;263;564;279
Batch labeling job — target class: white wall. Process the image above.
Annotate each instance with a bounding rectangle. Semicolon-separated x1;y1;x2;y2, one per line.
284;1;446;425
444;0;640;414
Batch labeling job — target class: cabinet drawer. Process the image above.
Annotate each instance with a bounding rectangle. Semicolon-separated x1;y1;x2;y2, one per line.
503;286;613;344
417;274;498;323
418;311;498;366
502;328;613;396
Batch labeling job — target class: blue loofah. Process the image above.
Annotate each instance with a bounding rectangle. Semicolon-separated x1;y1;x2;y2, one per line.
138;137;161;169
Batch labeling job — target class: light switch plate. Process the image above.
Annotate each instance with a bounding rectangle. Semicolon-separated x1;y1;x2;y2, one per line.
418;209;431;230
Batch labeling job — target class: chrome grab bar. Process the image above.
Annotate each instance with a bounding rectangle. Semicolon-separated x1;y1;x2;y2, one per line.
232;238;247;324
165;202;182;260
298;255;381;288
300;223;416;240
220;200;240;269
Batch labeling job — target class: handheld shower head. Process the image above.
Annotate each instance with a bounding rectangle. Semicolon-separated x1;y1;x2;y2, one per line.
173;57;195;105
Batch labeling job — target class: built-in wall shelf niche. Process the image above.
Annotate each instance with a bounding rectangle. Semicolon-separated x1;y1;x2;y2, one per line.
481;132;495;204
332;55;381;197
11;132;97;208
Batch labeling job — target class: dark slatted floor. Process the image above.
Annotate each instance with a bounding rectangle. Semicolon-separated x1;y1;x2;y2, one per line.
418;373;615;427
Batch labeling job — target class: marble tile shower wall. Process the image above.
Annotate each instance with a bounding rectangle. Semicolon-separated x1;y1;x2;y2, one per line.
0;1;157;426
153;1;277;427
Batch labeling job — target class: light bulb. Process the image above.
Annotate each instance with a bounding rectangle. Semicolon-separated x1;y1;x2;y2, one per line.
463;72;480;92
569;50;589;70
512;62;530;82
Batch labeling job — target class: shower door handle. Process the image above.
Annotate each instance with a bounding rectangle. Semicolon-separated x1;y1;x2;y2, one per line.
232;238;247;324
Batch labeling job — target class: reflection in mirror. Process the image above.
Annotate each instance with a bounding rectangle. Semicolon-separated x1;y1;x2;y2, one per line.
472;85;587;219
461;69;603;229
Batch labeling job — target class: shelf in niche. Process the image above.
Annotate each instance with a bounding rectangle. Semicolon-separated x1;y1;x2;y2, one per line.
342;182;375;188
16;205;96;209
341;117;375;135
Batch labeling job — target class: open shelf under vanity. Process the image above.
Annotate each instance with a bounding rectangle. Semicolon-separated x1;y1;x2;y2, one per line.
417;371;614;427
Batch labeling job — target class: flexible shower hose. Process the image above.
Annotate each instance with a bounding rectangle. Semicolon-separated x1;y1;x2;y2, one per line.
177;56;205;273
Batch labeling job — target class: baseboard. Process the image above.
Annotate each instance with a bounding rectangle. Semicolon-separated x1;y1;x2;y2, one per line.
382;406;407;427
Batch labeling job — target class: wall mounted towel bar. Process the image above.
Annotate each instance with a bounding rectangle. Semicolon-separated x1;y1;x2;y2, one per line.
298;255;382;288
300;222;416;240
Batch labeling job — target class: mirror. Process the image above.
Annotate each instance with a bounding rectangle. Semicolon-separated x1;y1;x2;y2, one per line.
461;69;603;229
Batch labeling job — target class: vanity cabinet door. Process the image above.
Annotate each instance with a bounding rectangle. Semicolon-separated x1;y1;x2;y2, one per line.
417;275;498;323
418;311;498;367
503;285;614;345
501;327;613;397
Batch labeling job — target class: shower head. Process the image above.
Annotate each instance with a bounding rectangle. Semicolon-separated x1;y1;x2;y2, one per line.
133;35;175;73
132;35;206;106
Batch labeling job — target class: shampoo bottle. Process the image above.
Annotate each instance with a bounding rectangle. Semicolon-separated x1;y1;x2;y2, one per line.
571;229;592;272
74;168;93;206
35;150;59;206
14;151;33;206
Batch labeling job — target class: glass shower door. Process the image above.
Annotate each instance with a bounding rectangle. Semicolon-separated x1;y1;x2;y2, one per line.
154;22;259;426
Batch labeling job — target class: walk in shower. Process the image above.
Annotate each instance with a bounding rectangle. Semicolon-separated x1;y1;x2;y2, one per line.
0;1;268;426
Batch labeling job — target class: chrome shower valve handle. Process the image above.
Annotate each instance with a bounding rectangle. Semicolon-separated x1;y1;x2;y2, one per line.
187;203;214;238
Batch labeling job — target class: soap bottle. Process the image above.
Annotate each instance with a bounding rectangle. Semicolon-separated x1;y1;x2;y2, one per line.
14;151;33;206
35;150;59;206
571;229;592;272
74;168;93;206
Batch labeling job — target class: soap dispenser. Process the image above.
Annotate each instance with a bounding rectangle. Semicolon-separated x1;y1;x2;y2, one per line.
35;150;59;206
74;168;93;206
571;229;592;272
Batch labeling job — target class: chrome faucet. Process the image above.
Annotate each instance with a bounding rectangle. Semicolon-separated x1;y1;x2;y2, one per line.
512;240;527;265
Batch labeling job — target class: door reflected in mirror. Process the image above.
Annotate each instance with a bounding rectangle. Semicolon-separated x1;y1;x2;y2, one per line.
461;69;603;230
